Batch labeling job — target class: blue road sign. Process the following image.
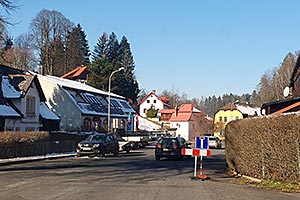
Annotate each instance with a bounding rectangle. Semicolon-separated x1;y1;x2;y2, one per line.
195;136;209;149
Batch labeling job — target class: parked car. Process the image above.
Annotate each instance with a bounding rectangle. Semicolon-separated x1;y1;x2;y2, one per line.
208;136;222;149
154;136;191;160
117;137;134;153
76;133;119;157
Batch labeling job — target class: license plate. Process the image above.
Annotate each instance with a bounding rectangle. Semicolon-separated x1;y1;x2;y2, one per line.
82;147;91;151
163;148;171;151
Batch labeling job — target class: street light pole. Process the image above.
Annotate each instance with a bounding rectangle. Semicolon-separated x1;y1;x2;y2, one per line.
108;67;125;132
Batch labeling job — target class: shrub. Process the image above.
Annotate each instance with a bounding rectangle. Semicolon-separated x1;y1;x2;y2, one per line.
225;113;300;183
0;131;49;144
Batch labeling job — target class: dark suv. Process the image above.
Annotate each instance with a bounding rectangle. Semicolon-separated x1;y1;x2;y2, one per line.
76;133;119;157
154;136;190;160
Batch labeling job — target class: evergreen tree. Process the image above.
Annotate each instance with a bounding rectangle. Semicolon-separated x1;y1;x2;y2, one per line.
92;32;108;62
89;33;140;105
65;24;90;73
107;32;119;66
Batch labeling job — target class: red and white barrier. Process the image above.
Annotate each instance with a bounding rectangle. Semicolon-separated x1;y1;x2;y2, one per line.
181;148;211;157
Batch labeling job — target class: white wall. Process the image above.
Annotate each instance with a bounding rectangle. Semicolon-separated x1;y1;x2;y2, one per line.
5;81;41;131
139;94;164;118
170;121;190;141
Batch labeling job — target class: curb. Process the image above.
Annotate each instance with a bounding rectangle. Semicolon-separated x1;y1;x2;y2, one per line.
0;153;76;166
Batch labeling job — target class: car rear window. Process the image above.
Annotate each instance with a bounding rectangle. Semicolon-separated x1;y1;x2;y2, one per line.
159;138;178;146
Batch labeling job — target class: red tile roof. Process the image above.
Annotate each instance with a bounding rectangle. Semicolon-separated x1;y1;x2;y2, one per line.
61;66;88;79
169;104;200;122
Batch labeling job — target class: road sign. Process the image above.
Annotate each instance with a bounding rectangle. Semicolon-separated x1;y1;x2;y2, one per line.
195;136;209;149
181;148;211;157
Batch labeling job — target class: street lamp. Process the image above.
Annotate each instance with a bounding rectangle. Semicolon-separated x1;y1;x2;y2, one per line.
108;67;125;132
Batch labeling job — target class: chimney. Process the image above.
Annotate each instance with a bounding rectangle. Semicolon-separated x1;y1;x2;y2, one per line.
152;90;156;94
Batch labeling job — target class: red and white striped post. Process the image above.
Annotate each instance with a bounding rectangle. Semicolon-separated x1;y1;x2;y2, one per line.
181;148;211;180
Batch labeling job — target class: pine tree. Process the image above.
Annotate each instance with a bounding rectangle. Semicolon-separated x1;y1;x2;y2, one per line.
66;23;90;73
107;32;119;66
89;32;140;105
92;32;108;62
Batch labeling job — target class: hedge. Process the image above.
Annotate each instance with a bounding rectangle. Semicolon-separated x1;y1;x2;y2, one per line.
225;113;300;183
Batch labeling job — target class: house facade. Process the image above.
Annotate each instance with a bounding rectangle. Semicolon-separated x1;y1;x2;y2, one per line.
214;103;260;139
169;104;207;141
38;75;136;133
138;90;170;118
0;66;59;132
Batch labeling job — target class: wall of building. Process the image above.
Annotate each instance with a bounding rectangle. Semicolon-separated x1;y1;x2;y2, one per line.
139;95;164;118
214;109;243;139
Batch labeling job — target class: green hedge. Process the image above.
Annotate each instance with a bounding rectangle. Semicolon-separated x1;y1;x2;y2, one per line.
225;113;300;183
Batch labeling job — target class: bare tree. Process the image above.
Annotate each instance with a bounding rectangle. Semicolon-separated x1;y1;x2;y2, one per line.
256;52;298;105
2;33;36;70
30;9;74;75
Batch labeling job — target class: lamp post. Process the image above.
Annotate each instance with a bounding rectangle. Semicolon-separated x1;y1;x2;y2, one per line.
108;67;125;132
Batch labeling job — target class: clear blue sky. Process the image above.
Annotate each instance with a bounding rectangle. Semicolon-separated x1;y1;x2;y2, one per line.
7;0;300;98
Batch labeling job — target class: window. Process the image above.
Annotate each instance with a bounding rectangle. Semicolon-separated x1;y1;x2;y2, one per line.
83;117;92;131
153;100;156;103
26;96;36;115
147;100;150;103
236;116;239;120
224;117;228;123
230;116;234;121
219;116;222;122
143;108;147;113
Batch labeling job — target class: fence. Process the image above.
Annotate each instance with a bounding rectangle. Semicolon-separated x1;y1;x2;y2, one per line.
0;140;77;159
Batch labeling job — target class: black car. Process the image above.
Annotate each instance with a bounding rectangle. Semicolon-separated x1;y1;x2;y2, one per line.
154;136;190;160
76;133;119;157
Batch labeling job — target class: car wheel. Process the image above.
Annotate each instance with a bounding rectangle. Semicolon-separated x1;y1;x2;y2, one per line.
113;149;119;156
155;155;160;160
100;147;106;157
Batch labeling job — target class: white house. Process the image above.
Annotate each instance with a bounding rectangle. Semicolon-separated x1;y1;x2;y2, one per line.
138;90;170;118
169;104;206;141
0;66;59;132
37;74;136;132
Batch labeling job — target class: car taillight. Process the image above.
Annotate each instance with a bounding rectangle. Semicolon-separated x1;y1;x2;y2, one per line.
156;144;162;148
172;145;179;149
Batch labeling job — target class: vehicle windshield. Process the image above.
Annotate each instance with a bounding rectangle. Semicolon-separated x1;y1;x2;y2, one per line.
85;135;105;141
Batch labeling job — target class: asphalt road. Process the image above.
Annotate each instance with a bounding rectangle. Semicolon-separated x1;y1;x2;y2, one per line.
0;147;299;200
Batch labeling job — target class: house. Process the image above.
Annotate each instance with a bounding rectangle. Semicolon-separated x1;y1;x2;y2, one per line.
138;90;170;118
0;65;60;132
37;74;136;133
214;103;260;139
169;104;211;141
261;54;300;115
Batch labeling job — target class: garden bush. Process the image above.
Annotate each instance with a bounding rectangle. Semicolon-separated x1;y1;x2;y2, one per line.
225;113;300;183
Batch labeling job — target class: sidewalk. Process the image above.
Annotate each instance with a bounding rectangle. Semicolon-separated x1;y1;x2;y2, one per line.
0;152;76;166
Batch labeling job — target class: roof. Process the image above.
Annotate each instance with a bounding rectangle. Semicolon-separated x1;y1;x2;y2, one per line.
0;65;25;75
0;104;21;117
218;103;260;116
61;66;88;79
40;102;60;120
2;74;46;101
138;90;169;105
169;104;201;122
38;75;124;99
